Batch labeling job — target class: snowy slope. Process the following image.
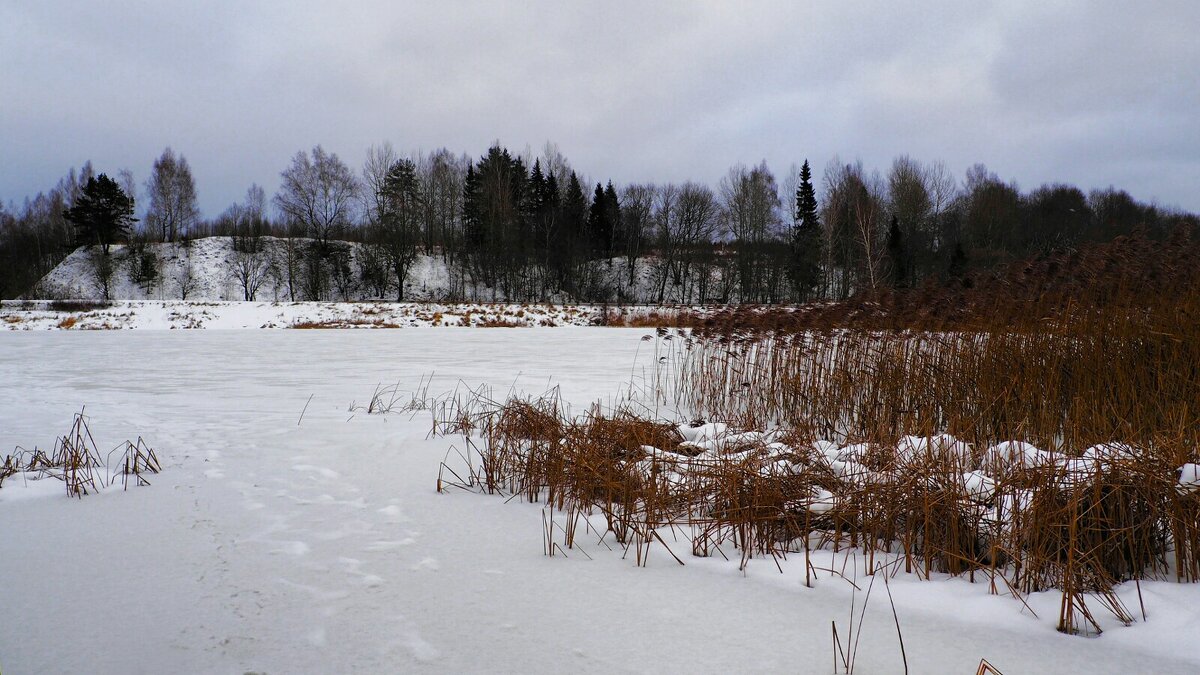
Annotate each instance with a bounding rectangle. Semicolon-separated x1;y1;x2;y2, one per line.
34;236;708;304
2;330;1199;673
36;237;458;302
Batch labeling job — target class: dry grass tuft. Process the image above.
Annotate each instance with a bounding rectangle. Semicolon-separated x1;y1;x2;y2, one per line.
1;409;161;497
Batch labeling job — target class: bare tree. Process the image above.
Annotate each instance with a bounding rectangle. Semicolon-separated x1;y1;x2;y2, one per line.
269;236;304;301
720;161;783;302
927;160;957;222
926;160;958;258
417;149;467;258
654;182;718;303
176;254;197;300
853;170;887;292
781;162;802;227
231;246;269;300
821;158;854;298
145;148;199;241
822;159;884;297
244;183;266;222
619;183;655;288
88;247;115;300
274;146;359;248
540;141;573;195
887;155;932;285
117;169;137;214
361;142;398;227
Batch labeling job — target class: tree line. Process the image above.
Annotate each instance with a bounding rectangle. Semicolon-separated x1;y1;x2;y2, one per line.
2;142;1195;302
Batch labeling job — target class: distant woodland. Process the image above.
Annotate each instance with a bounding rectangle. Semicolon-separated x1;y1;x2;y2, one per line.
2;142;1196;302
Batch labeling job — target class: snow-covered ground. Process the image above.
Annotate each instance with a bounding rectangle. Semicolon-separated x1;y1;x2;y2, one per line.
0;299;614;330
32;236;691;304
2;329;1198;673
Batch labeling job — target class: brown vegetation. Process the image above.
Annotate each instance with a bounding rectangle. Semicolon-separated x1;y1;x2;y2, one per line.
1;410;161;497
436;233;1200;635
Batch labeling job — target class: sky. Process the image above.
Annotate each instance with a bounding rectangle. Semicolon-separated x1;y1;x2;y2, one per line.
2;1;1197;217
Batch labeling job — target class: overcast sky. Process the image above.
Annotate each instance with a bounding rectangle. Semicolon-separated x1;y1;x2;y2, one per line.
3;1;1197;217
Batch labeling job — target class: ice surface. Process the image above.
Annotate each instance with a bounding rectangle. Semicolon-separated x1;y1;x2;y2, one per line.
1;328;1197;674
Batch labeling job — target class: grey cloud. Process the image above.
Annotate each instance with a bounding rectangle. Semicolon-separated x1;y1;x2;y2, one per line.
1;1;1196;216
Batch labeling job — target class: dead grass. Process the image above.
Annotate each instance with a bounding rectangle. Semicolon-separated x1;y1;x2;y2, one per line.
433;233;1200;635
1;409;161;497
292;319;402;329
48;299;111;313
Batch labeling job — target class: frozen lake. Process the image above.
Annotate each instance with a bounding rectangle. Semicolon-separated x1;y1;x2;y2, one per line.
1;329;1196;673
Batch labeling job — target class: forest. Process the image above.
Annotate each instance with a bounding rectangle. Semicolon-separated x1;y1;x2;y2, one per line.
2;142;1195;303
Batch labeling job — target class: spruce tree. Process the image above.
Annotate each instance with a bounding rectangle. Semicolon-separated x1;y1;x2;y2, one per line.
560;172;589;289
462;164;482;253
790;160;822;300
587;183;610;259
604;181;622;261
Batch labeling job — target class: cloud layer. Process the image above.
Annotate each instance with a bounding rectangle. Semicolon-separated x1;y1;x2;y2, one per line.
3;1;1196;215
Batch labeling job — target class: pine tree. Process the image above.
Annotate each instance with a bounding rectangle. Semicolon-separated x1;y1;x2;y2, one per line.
63;174;137;254
790;160;822;300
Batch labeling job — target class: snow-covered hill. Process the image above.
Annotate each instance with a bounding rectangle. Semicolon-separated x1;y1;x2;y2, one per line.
33;236;702;304
36;237;459;302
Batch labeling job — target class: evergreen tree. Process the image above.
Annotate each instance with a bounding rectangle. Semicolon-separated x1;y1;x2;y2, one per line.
525;160;546;228
63;174;137;254
562;172;588;254
790;160;822;300
587;183;611;259
462;164;482;253
604;181;622;260
379;158;423;299
559;172;588;289
462;146;527;292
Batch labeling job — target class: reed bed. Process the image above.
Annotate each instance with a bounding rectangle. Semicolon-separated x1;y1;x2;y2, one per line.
435;233;1200;635
437;393;1199;634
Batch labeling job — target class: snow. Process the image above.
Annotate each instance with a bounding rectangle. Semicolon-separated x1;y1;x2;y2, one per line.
0;299;615;331
2;329;1199;673
1180;463;1200;492
31;236;714;305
